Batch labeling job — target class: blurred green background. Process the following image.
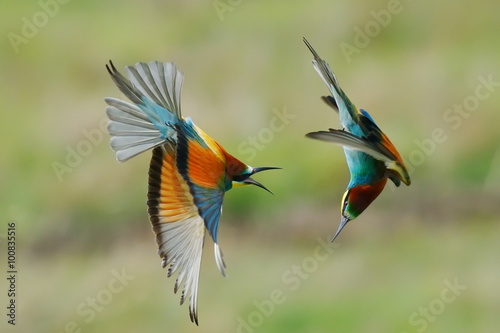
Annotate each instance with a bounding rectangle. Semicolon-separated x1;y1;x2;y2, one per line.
1;0;500;332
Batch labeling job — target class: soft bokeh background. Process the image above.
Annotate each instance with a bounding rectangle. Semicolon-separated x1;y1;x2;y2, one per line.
1;0;499;332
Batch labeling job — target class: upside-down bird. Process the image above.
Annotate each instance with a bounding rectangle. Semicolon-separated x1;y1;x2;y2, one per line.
303;38;411;242
104;60;279;324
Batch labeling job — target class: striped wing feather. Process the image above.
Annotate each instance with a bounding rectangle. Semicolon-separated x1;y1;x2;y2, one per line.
148;145;205;325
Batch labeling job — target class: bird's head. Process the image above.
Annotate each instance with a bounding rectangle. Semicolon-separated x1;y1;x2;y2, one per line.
332;178;387;241
231;166;281;194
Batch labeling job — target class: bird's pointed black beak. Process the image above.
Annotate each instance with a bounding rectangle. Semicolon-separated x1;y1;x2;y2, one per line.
243;177;274;194
243;167;281;194
332;216;350;242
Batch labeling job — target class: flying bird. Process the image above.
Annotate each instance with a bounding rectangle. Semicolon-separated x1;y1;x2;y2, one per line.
303;38;411;242
104;60;279;324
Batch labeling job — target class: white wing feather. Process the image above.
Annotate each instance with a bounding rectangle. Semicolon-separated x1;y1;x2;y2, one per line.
105;61;184;162
105;98;166;162
306;130;393;163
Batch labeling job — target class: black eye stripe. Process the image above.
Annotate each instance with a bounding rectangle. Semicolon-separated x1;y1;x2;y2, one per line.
232;174;247;182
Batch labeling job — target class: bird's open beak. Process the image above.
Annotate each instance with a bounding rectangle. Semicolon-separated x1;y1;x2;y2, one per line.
332;216;350;242
243;167;281;194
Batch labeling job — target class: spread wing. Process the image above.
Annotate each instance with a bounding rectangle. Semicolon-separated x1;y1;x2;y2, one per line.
105;61;183;161
105;97;167;162
306;128;411;186
148;140;230;324
303;38;360;125
306;129;394;162
148;144;206;325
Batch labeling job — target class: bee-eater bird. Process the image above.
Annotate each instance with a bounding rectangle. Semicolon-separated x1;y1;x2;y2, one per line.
303;38;411;242
104;60;279;324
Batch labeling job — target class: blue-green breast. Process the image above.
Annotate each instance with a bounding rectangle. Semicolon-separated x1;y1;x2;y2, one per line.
344;148;386;188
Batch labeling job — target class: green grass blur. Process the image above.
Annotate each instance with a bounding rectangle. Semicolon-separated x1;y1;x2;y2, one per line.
1;0;500;332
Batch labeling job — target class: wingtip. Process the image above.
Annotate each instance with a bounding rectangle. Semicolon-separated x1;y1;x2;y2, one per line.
305;131;329;140
303;37;320;59
105;63;112;75
303;37;312;49
190;308;199;326
105;60;117;75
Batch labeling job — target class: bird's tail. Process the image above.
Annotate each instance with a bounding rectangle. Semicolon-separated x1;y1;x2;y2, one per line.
105;61;184;162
